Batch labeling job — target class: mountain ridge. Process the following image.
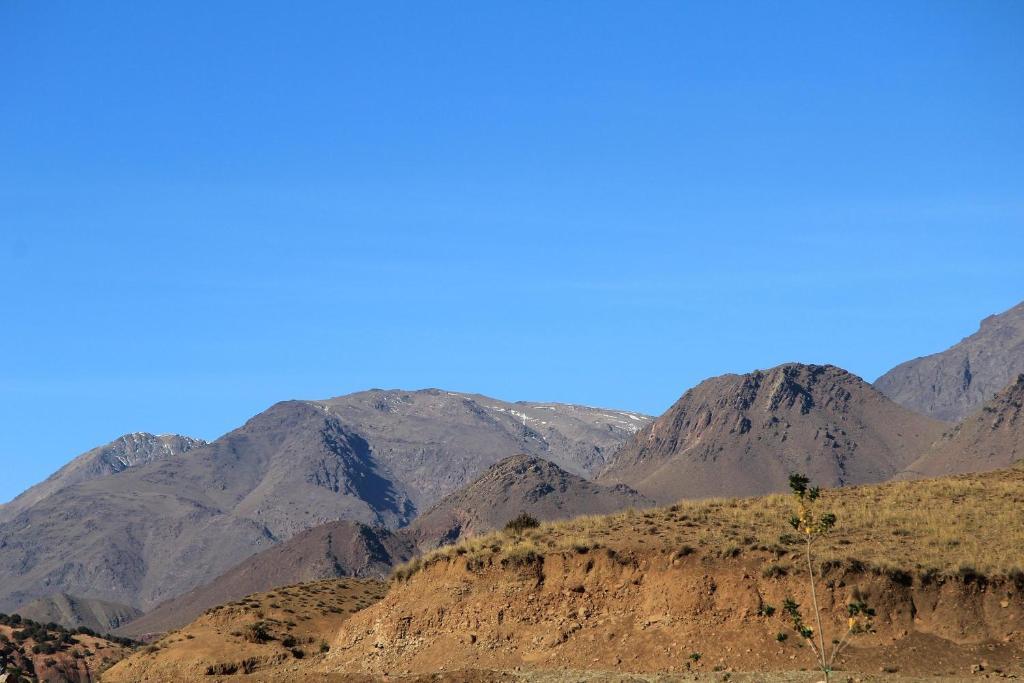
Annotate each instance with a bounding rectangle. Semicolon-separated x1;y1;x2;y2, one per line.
875;299;1024;422
0;389;648;614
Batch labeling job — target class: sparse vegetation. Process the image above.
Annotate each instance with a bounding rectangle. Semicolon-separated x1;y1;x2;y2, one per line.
242;621;272;644
504;512;540;534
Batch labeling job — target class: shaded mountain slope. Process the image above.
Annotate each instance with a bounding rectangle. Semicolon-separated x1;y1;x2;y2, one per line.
406;454;653;550
116;521;410;639
876;299;1024;422
0;401;411;613
902;374;1024;477
599;363;944;503
13;593;142;633
317;389;651;508
0;433;205;523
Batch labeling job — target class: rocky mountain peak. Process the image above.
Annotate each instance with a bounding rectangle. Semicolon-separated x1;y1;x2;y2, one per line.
599;363;944;503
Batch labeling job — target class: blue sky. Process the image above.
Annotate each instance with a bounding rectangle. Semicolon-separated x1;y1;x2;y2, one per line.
2;1;1022;502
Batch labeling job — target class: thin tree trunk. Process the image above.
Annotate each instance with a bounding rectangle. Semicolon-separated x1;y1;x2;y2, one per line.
806;539;828;681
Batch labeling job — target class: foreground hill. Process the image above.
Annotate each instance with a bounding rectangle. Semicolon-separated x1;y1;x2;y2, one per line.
876;299;1024;422
103;578;385;682
13;593;142;634
599;363;943;503
902;374;1024;478
0;613;135;682
0;432;205;523
119;454;649;637
0;390;646;614
111;465;1024;680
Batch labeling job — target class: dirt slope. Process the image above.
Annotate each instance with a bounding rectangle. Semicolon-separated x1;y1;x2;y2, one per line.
103;465;1024;681
876;299;1024;422
599;363;944;503
902;374;1024;478
14;593;142;633
314;465;1024;680
103;578;385;683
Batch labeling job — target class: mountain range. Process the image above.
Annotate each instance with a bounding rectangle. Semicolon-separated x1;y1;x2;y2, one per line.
0;391;649;614
2;297;1023;638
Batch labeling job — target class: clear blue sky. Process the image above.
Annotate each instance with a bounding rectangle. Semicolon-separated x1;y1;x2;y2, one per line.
2;1;1022;503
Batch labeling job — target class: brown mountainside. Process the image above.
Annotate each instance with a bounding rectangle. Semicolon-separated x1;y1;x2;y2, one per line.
598;363;944;503
902;374;1024;478
875;299;1024;422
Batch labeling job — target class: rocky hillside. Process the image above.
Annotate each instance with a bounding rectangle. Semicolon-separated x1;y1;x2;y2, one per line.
0;390;646;615
598;363;944;503
117;521;412;639
407;454;652;550
875;299;1024;422
902;374;1024;478
0;433;205;523
13;593;142;634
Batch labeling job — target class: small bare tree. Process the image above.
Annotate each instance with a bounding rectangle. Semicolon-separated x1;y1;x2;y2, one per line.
782;473;873;682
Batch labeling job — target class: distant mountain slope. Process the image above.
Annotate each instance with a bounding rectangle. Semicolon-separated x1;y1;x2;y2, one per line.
0;389;646;614
902;374;1024;478
407;454;653;550
318;389;651;508
598;363;944;503
0;433;205;523
14;593;142;633
117;521;411;638
875;300;1024;422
